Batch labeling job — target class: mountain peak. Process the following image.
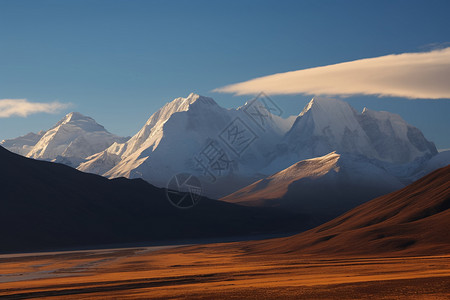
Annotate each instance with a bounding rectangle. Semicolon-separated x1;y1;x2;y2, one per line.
59;112;93;124
54;112;106;132
187;92;201;100
184;93;217;106
300;96;353;117
164;93;218;113
287;97;437;164
24;111;125;161
361;107;404;121
66;111;84;117
294;96;360;137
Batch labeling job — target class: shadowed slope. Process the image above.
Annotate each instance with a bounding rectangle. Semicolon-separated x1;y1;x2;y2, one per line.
244;164;450;256
0;146;314;253
222;152;403;215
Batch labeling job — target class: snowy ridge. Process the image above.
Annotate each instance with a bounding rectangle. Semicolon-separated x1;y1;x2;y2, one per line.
0;130;46;156
298;97;361;137
83;93;217;160
282;97;436;168
77;94;439;198
2;112;128;167
4;93;440;200
269;151;341;184
79;93;292;197
222;151;404;214
359;108;437;163
78;93;225;177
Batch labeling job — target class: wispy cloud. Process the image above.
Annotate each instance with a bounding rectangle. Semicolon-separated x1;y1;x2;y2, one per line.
419;42;450;51
214;47;450;99
0;99;71;118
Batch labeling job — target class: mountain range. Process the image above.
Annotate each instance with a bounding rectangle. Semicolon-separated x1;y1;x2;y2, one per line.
77;93;294;197
1;142;448;254
76;94;448;199
1;92;449;253
2;93;449;213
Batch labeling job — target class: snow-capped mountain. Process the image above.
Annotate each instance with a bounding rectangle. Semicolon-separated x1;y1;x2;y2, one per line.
2;112;128;167
0;130;46;156
79;93;293;197
2;93;443;216
222;152;404;214
79;93;441;199
274;97;437;171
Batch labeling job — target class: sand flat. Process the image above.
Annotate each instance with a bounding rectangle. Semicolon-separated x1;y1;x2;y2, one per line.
0;245;449;299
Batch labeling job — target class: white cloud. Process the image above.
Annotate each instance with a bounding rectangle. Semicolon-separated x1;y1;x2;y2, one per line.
214;47;450;99
0;99;71;118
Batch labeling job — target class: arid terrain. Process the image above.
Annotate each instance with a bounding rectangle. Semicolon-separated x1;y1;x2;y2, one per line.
1;166;449;299
0;246;449;299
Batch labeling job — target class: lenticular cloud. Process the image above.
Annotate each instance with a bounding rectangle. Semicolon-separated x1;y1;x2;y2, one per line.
215;47;450;99
0;99;70;118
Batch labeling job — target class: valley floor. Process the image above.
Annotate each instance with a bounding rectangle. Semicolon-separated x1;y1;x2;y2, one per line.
0;244;449;299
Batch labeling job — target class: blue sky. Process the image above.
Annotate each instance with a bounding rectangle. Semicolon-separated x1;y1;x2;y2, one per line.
1;0;449;149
